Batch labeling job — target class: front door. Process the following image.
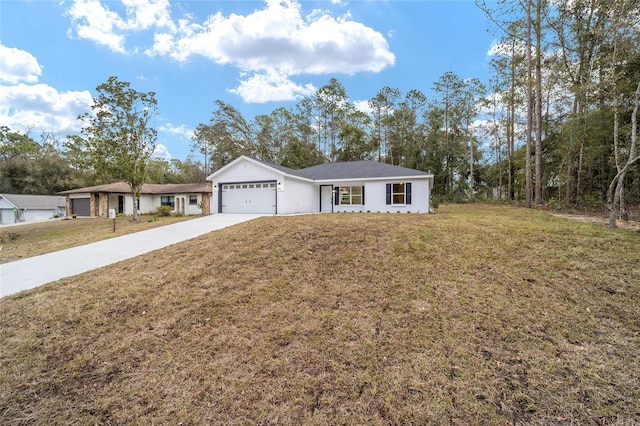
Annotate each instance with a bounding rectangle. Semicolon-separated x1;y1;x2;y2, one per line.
118;195;124;214
320;185;333;213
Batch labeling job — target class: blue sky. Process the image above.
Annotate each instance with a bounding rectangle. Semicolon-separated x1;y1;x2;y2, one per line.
0;0;496;161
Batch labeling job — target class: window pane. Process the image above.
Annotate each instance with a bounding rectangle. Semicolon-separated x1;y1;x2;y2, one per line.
393;183;404;194
351;186;362;195
352;195;362;204
393;193;405;204
339;187;349;205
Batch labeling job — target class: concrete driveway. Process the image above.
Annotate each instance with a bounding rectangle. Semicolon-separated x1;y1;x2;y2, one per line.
0;214;265;298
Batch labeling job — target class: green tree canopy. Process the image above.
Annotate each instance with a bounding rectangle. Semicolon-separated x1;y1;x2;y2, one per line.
66;76;158;221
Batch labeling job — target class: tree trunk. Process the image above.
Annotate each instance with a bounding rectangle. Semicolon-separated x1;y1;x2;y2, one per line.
525;0;533;208
608;81;640;228
130;187;140;222
534;0;544;204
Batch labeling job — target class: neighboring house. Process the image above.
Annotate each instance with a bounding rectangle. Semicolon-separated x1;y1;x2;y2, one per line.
206;156;434;214
0;194;67;225
58;182;212;217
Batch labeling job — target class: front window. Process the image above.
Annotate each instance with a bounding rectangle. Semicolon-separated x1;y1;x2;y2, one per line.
392;183;405;204
189;195;198;205
339;186;363;205
161;196;175;208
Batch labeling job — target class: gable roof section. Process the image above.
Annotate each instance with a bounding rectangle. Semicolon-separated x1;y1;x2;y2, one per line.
296;160;432;180
206;155;301;181
1;194;66;209
253;158;301;176
59;182;211;195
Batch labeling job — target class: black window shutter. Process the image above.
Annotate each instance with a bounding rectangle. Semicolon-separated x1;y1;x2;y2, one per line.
386;183;391;205
362;186;365;205
334;187;339;205
406;182;412;204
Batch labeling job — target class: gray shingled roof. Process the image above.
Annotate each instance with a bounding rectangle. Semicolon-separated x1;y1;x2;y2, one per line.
1;194;66;209
293;160;432;180
253;158;302;176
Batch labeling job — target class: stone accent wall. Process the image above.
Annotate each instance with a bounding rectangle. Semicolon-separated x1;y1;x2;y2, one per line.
65;195;72;218
89;194;97;217
201;192;211;215
99;193;109;217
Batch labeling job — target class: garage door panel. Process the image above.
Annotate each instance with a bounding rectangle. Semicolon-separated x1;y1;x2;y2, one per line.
221;182;276;214
71;198;91;216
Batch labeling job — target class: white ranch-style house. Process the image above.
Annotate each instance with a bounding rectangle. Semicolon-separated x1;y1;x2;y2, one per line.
207;156;435;215
59;182;211;218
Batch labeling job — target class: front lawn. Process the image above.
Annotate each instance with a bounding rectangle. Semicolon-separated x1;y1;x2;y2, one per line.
0;214;193;264
1;204;638;424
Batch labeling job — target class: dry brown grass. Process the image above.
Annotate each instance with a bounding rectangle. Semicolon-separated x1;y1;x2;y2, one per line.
0;215;192;264
1;204;639;425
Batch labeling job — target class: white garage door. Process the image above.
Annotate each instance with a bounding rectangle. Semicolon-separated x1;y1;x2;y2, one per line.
221;182;276;214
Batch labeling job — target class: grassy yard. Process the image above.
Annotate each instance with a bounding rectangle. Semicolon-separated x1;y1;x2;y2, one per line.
0;215;193;264
1;204;638;424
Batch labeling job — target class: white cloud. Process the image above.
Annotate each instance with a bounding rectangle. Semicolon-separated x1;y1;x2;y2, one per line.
0;83;93;134
0;43;43;84
229;71;316;103
65;0;395;103
120;0;175;31
353;100;373;116
150;0;394;76
158;123;193;140
66;0;128;52
0;44;93;136
66;0;174;53
152;143;171;159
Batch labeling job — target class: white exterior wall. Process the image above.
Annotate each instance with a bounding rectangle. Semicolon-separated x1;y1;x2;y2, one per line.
105;194;158;215
23;209;60;222
0;209;15;224
0;198;16;224
68;193;90;200
280;177;317;214
185;194;204;215
169;193;203;215
331;178;431;214
138;195;156;214
120;194;155;215
1;208;62;224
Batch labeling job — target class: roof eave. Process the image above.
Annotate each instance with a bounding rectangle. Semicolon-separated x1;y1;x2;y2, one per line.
313;175;434;183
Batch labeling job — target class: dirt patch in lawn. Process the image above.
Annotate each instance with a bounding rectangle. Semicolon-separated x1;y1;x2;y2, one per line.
548;212;640;232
